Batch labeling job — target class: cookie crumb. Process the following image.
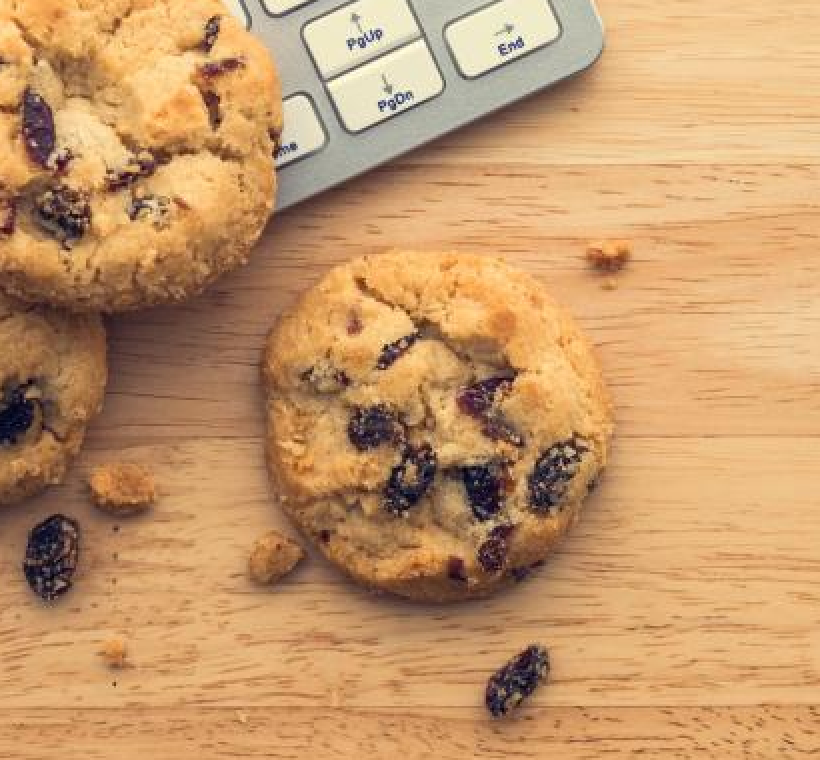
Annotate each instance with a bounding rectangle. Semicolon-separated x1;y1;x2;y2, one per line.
235;710;249;726
586;240;632;272
601;277;619;291
98;638;128;668
249;530;305;585
89;463;158;516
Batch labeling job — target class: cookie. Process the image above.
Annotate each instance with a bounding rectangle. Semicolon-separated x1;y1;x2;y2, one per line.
0;292;106;505
0;0;282;312
263;252;614;602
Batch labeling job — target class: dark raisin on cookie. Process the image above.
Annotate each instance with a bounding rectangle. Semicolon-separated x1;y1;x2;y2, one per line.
376;332;420;370
0;384;39;445
477;524;515;574
202;90;222;129
0;196;16;236
457;376;514;417
105;151;158;191
301;361;350;394
53;148;74;173
21;88;56;168
384;443;437;516
127;193;170;227
34;184;92;247
200;56;247;79
462;465;503;521
203;15;221;53
447;556;468;583
482;417;525;448
485;645;550;717
528;436;589;514
23;514;81;602
348;404;401;451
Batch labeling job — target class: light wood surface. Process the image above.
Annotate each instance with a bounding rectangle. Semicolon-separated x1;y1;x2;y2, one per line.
1;1;818;756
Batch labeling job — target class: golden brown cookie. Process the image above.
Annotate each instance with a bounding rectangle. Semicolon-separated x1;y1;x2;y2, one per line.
0;292;106;505
263;252;614;602
0;0;282;312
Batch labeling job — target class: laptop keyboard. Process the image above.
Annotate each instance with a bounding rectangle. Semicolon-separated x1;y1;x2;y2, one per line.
222;0;605;209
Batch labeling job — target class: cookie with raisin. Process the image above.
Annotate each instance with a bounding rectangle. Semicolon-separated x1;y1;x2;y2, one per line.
0;0;282;312
0;292;106;505
262;252;614;602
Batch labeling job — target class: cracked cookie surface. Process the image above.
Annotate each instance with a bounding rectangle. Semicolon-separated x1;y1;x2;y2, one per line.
263;252;614;602
0;291;106;505
0;0;282;312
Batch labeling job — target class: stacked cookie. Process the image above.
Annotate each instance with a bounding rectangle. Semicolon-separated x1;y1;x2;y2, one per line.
0;0;282;503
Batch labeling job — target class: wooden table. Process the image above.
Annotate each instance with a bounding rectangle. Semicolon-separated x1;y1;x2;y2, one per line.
1;1;818;756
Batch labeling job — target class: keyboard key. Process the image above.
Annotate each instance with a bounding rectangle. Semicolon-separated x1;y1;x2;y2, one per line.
304;0;421;80
221;0;249;28
261;0;315;15
445;0;561;79
275;95;327;168
327;40;443;134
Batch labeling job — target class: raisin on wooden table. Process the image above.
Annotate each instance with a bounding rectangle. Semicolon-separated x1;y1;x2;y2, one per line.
23;514;81;601
485;645;550;717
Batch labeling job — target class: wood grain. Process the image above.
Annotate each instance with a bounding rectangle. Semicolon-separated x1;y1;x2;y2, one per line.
1;0;819;756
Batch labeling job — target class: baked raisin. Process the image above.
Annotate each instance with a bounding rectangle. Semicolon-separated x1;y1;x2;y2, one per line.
485;645;550;717
477;524;515;574
318;529;331;544
23;514;80;601
0;197;16;236
301;360;350;394
447;556;468;582
34;184;91;247
528;436;589;514
200;56;246;79
105;151;158;191
376;332;419;370
0;385;38;445
462;465;503;521
347;314;363;335
127;193;170;228
21;89;56;168
482;417;525;448
348;404;400;451
457;376;514;418
202;90;222;129
53;148;74;173
384;443;437;516
203;15;221;53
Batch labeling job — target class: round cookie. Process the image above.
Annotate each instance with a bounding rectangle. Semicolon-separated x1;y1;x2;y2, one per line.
263;252;614;602
0;292;106;505
0;0;282;312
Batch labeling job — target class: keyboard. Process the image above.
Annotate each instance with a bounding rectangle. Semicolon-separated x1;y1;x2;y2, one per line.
222;0;605;210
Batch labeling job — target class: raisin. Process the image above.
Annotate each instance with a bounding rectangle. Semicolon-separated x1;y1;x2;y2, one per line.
376;332;420;370
0;197;16;236
477;524;514;574
34;184;91;247
457;376;513;418
447;556;468;582
105;151;158;191
21;89;56;168
318;529;331;544
348;404;400;451
203;15;221;53
23;514;80;601
53;148;74;173
485;645;550;717
528;436;589;514
384;443;437;516
482;417;525;448
202;90;222;129
200;56;246;79
462;464;503;521
127;193;170;228
301;360;350;394
0;385;38;445
347;314;363;335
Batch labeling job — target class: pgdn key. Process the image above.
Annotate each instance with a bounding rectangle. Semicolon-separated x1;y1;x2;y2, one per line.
328;40;444;133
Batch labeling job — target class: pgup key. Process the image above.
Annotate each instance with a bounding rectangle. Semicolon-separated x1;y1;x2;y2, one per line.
304;0;421;80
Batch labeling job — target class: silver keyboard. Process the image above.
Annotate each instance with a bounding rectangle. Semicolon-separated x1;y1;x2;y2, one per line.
223;0;605;210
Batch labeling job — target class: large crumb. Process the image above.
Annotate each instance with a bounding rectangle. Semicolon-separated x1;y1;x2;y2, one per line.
586;240;632;272
89;463;158;516
249;530;305;585
98;638;128;668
